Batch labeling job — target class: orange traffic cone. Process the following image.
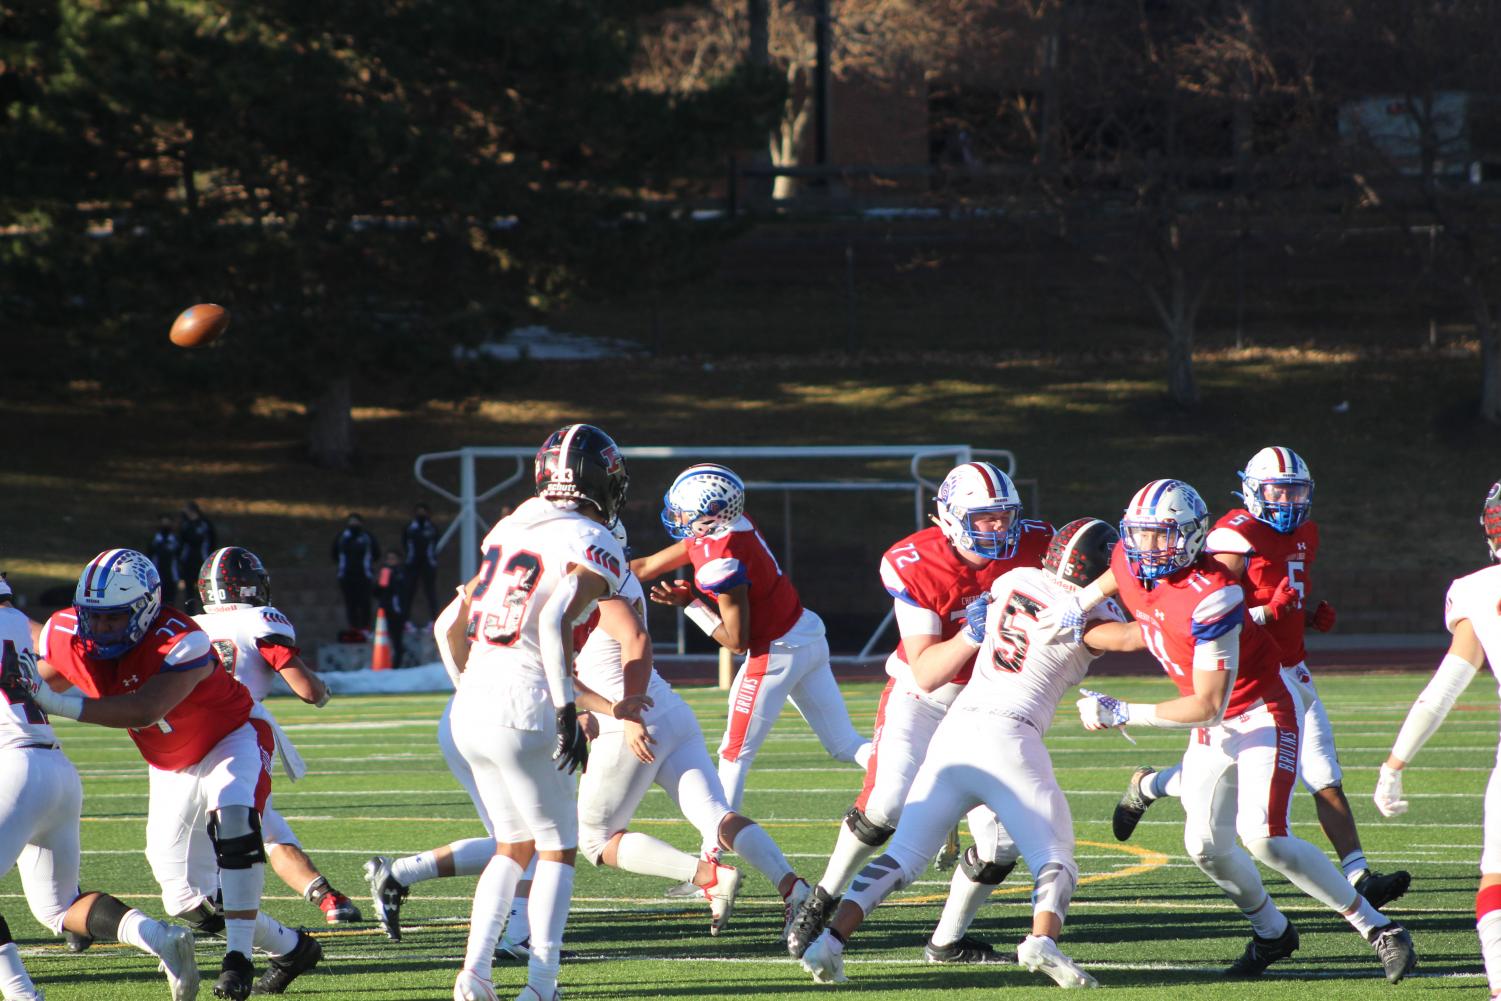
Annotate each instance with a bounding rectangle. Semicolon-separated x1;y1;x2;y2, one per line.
370;608;394;671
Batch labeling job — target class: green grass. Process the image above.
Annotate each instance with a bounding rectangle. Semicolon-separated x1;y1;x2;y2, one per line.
5;672;1492;999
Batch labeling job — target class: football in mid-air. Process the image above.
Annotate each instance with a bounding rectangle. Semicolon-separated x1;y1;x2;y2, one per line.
169;303;230;348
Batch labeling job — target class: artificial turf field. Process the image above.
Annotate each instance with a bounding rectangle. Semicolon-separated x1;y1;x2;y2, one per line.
8;672;1495;1000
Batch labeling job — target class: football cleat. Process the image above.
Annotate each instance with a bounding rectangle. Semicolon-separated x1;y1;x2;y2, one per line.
452;969;499;1001
363;855;409;942
703;863;743;936
781;877;812;942
317;890;362;924
1354;868;1412;911
251;930;321;995
1225;921;1299;977
212;950;255;1001
799;929;848;985
1112;766;1157;842
158;923;201;1001
924;934;1004;965
1017;934;1097;989
495;937;576;963
1369;922;1417;983
786;885;836;959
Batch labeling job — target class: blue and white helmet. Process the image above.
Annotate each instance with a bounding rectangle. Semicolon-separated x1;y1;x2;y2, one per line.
1120;479;1209;582
1238;446;1314;534
74;549;163;658
662;464;745;540
934;462;1023;560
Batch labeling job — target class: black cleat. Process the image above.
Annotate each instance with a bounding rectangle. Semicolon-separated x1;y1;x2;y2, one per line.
213;950;256;1001
252;930;322;995
1226;921;1299;977
65;929;93;952
786;885;836;959
1369;922;1417;983
1112;766;1157;842
925;934;1004;964
1355;869;1412;911
363;855;409;942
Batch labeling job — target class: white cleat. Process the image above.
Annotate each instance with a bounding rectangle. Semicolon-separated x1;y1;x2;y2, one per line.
157;923;201;1001
781;877;812;940
703;863;743;937
453;968;499;1001
1018;934;1098;989
800;929;848;985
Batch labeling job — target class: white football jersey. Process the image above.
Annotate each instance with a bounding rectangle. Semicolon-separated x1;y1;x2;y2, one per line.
958;566;1125;732
0;607;59;750
1445;563;1501;697
465;497;626;693
194;604;299;702
574;573;683;731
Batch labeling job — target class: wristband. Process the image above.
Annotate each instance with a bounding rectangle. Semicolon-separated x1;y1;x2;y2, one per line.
684;599;723;638
1076;580;1106;613
34;686;84;721
1124;702;1195;730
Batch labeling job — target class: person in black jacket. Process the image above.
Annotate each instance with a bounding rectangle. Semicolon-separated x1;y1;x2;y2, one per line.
332;513;379;632
147;514;183;607
400;502;440;627
178;501;218;612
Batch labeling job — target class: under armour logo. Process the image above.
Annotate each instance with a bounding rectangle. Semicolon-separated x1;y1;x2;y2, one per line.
123;674;139;687
1153;609;1166;620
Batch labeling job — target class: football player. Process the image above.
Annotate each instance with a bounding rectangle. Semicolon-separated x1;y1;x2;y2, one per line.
1060;480;1417;982
28;549;319;1000
449;424;630;1001
1374;479;1501;999
193;547;363;926
1110;448;1410;908
788;462;1053;964
796;519;1119;989
633;464;871;854
0;578;198;1001
576;519;810;937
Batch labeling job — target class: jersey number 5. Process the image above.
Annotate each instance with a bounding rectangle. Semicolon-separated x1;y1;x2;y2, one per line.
991;591;1044;673
470;547;545;647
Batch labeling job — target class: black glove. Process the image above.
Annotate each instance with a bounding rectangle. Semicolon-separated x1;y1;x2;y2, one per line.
552;702;589;775
0;642;43;723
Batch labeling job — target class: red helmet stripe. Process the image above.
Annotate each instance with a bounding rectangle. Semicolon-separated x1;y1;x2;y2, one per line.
83;549;124;598
968;462;1000;498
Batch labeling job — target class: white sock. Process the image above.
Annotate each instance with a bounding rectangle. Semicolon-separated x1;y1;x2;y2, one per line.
501;881;533;948
931;866;996;946
450;837;499;877
116;907;165;956
1147;765;1181;800
614;832;699;882
0;942;38;999
253;912;299;956
225;917;255;959
1343;896;1386;937
1242;895;1289;939
817;823;880;896
391;851;440;886
729;823;794;887
1479;910;1501;993
1340;850;1370;885
527;860;575;996
463;854;523;979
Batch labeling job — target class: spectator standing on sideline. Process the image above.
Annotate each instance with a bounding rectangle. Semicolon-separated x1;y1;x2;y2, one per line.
177;502;217;612
332;513;379;633
147;515;183;606
401;502;440;627
374;549;407;666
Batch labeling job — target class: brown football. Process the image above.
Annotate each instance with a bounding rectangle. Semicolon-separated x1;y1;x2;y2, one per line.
169;303;230;348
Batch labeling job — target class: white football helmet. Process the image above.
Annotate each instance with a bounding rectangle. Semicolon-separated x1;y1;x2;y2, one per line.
934;462;1023;560
661;464;746;540
1238;446;1314;534
74;548;163;658
1120;479;1209;582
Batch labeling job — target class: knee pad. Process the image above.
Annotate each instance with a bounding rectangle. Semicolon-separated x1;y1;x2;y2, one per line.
959;844;1016;886
172;897;225;936
82;894;130;943
1032;860;1078;922
207;807;267;870
844;807;895;848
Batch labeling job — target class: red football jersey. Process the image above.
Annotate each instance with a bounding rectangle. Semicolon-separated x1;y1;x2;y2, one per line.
1109;546;1292;720
1207;509;1319;667
686;515;803;652
41;606;254;771
879;522;1053;685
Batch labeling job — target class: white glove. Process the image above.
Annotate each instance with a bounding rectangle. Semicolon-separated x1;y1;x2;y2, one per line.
1076;687;1130;731
1374;764;1409;817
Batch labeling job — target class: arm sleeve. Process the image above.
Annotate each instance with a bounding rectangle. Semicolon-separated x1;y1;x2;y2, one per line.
1391;652;1480;762
537;573;580;709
